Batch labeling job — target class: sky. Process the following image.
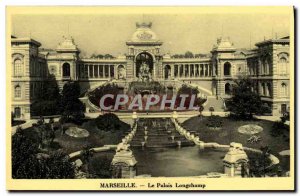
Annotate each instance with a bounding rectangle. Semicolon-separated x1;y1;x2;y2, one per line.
12;13;290;57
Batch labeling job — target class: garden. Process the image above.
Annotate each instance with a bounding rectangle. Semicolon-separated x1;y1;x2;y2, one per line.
182;115;290;173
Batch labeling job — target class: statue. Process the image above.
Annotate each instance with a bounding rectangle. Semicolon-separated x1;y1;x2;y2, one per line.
138;61;152;82
116;142;131;153
118;66;126;79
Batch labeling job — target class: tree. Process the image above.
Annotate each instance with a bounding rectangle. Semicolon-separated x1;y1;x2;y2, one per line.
61;81;85;120
88;156;112;178
12;127;74;179
12;127;39;178
95;113;121;131
198;105;204;118
80;145;96;174
184;51;194;58
32;119;55;150
227;76;269;119
31;74;61;116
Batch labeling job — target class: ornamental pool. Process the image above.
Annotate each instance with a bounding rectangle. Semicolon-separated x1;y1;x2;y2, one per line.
90;146;225;177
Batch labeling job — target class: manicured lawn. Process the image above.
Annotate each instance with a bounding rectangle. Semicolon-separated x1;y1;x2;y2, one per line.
23;118;130;154
182;116;290;156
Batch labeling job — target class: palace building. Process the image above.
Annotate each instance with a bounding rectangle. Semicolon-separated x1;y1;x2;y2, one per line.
11;22;290;119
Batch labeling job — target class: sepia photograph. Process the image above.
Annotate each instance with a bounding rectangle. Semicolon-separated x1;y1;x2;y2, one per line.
6;6;295;191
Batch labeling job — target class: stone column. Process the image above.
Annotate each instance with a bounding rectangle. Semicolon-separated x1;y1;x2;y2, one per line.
193;64;195;77
92;65;95;78
188;64;191;78
180;64;183;78
103;65;105;78
97;65;100;78
114;64;117;79
171;64;174;79
108;65;111;79
87;64;90;78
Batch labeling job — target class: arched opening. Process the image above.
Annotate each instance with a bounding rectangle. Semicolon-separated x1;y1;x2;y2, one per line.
15;85;21;98
14;59;22;76
135;52;153;78
225;83;231;95
62;63;71;77
224;62;231;76
14;107;21;118
279;57;287;74
281;83;287;97
164;65;171;79
174;64;179;77
117;65;126;79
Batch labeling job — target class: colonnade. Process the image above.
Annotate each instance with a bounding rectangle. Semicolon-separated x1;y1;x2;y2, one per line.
79;64;115;78
164;63;212;79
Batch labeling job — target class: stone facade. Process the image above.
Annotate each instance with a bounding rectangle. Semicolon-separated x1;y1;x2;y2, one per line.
10;22;290;119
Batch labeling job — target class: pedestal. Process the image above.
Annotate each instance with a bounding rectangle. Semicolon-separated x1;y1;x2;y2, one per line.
111;150;137;178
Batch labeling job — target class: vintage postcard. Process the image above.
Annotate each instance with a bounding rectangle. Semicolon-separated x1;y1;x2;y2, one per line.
6;6;295;191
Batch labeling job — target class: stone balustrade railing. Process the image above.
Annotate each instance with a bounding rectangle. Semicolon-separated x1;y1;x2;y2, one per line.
171;118;205;149
69;145;117;159
119;120;138;145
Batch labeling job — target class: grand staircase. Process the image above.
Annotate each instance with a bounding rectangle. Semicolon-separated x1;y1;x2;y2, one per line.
128;118;195;148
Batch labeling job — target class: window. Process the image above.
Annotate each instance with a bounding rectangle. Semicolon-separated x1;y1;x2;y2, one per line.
174;65;178;77
15;85;21;98
281;83;288;97
279;57;287;74
14;107;21;118
224;62;231;76
62;63;70;77
14;59;22;76
164;65;171;79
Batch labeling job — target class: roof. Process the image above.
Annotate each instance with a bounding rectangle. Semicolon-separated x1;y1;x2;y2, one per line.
56;36;79;52
11;36;41;47
127;22;162;46
255;36;290;47
212;37;236;52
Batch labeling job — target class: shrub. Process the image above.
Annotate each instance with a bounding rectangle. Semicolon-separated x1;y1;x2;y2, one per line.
271;120;289;138
95;113;121;132
88;156;112;178
206;115;223;129
12;128;74;179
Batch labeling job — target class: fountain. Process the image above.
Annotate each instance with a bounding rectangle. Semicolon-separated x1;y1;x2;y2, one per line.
129;118;195;148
